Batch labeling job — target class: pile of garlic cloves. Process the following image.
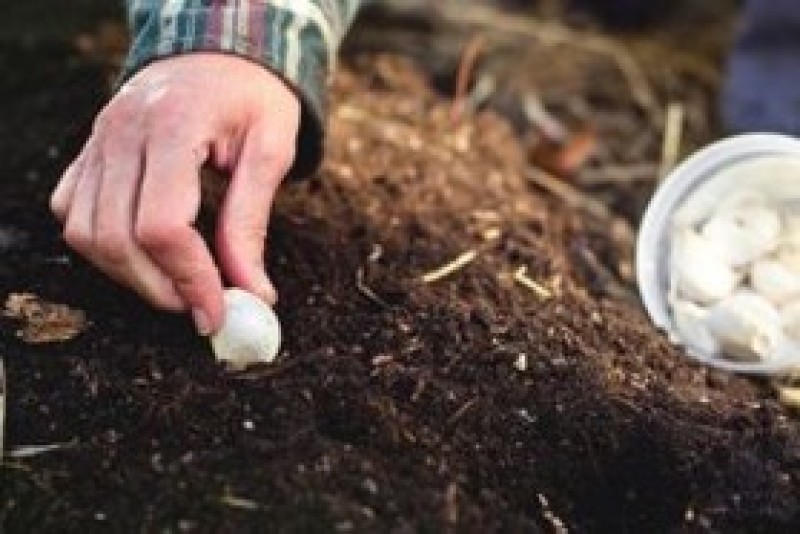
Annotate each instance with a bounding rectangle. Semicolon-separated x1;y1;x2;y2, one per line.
669;156;800;364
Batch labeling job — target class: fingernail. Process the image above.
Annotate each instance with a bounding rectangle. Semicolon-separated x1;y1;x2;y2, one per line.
258;276;278;305
192;308;211;336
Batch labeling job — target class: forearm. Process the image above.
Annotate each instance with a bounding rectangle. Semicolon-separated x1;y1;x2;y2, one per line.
121;0;363;178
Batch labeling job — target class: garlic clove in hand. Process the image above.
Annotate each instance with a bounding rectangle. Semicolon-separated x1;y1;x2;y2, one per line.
672;229;738;304
706;292;781;362
670;298;718;355
701;204;780;267
210;288;282;371
750;258;800;305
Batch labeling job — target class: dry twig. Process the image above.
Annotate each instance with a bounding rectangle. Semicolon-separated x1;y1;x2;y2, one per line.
578;163;658;185
524;168;610;220
452;34;486;122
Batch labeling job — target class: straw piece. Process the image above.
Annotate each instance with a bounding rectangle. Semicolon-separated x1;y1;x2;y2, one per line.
420;250;479;283
513;266;554;300
659;102;685;181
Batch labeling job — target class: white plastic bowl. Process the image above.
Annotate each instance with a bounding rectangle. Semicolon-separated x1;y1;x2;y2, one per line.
637;133;800;374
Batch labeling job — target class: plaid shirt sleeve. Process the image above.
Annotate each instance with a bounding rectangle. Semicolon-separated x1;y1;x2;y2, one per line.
121;0;363;179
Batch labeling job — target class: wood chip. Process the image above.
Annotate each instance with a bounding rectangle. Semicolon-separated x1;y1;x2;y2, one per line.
3;292;89;343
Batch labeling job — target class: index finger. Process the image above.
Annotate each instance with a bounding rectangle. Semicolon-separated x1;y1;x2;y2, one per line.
135;137;224;334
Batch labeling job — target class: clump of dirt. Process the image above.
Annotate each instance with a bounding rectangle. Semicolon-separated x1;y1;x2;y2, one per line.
2;7;800;534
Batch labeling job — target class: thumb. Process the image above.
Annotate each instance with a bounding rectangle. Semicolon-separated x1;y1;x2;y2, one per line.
216;128;291;305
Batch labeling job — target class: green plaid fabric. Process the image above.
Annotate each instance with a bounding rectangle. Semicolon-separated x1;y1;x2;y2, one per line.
122;0;363;178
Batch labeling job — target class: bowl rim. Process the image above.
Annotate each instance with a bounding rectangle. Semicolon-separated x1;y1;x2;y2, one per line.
636;132;800;374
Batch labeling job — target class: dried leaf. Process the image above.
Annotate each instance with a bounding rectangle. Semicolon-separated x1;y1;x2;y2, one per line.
530;127;598;177
3;293;89;344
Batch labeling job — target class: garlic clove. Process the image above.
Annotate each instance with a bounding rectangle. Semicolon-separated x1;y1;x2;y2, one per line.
671;229;738;304
706;292;781;362
781;300;800;342
750;258;800;305
772;337;800;363
672;182;732;228
778;231;800;274
670;298;718;355
715;187;768;213
711;156;800;203
210;288;282;371
748;156;800;202
782;213;800;237
701;204;780;267
672;156;798;227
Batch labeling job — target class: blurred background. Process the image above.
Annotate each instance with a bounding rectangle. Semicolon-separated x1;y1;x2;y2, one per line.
0;0;742;225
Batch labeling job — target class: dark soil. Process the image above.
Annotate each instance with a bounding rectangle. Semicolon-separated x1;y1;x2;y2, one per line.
2;3;800;533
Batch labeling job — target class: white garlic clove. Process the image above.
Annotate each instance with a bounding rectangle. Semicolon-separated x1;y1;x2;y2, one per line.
672;184;731;228
715;187;768;213
781;213;800;237
750;258;800;305
670;298;718;355
701;204;780;267
706;292;781;362
777;231;800;274
747;156;800;202
772;337;800;363
210;288;282;371
671;229;738;304
672;156;796;226
781;300;800;342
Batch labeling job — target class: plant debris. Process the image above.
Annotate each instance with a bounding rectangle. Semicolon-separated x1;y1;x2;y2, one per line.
3;292;89;344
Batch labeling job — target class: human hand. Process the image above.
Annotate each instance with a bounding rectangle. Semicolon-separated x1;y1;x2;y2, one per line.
50;53;300;334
